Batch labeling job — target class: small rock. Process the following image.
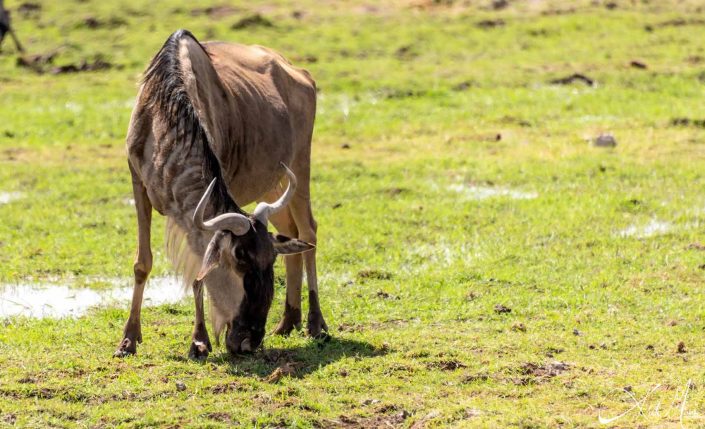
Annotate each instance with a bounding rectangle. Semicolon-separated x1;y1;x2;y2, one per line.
341;143;351;149
593;134;617;148
175;381;186;391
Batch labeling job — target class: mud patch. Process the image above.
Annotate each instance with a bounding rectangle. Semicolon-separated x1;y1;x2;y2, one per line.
670;117;705;128
449;184;538;200
17;2;41;18
549;73;595;87
357;269;393;280
17;52;115;75
231;14;273;30
476;19;505;29
512;361;570;385
77;16;127;29
191;5;240;19
0;276;185;318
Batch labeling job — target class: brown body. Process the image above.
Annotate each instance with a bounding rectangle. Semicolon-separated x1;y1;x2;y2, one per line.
115;30;327;359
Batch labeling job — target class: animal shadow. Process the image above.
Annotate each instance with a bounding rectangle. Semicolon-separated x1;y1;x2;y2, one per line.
209;336;385;378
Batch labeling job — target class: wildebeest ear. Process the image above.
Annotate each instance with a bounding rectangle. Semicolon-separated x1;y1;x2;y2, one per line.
270;234;315;255
197;233;224;280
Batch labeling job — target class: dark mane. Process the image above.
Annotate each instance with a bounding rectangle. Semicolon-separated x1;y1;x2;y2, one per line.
141;29;243;214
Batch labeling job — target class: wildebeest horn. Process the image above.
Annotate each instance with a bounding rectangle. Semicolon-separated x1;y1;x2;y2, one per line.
253;163;297;224
193;178;251;235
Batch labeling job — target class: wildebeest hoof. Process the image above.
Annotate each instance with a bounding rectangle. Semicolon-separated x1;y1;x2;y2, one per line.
272;316;302;336
114;338;137;357
188;340;212;361
307;312;329;339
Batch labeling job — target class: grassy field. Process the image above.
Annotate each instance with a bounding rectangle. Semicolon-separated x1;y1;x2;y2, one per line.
2;0;705;427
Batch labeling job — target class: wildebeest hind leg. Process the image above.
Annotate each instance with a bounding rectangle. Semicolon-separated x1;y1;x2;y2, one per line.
289;194;328;338
188;280;212;360
114;164;153;357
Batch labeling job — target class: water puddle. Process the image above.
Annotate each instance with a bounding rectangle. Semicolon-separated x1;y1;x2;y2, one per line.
0;192;23;205
619;219;673;238
448;184;538;200
0;276;186;318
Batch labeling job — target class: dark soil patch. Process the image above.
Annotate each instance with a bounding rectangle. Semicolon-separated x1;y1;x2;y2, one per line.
382;187;409;197
629;60;647;69
191;5;240;19
210;382;242;394
78;16;127;29
204;413;233;424
17;2;41;18
334;408;411;428
51;57;115;74
541;8;576;16
493;304;512;314
512;361;570;385
16;51;57;73
670;117;705;128
428;359;467;371
378;88;425;99
655;18;705;28
549;73;595;87
452;80;475;91
395;44;417;60
375;290;398;300
462;372;490;383
18;52;115;75
357;269;393;280
476;19;504;29
232;14;273;30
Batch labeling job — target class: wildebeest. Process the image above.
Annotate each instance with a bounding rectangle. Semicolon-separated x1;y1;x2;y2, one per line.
115;29;327;359
0;0;24;53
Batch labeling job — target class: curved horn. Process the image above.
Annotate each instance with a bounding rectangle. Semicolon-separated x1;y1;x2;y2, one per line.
253;163;297;224
193;178;251;236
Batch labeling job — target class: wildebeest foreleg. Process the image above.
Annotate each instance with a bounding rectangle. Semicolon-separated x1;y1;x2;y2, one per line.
188;280;212;360
114;165;153;357
267;204;303;336
8;28;24;53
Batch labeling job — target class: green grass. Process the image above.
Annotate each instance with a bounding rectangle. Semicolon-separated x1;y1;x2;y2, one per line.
2;0;705;427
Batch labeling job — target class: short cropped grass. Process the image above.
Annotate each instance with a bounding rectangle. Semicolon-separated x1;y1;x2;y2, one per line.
2;0;705;427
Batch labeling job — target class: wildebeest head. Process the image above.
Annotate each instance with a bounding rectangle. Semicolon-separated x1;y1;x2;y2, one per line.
192;165;314;354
